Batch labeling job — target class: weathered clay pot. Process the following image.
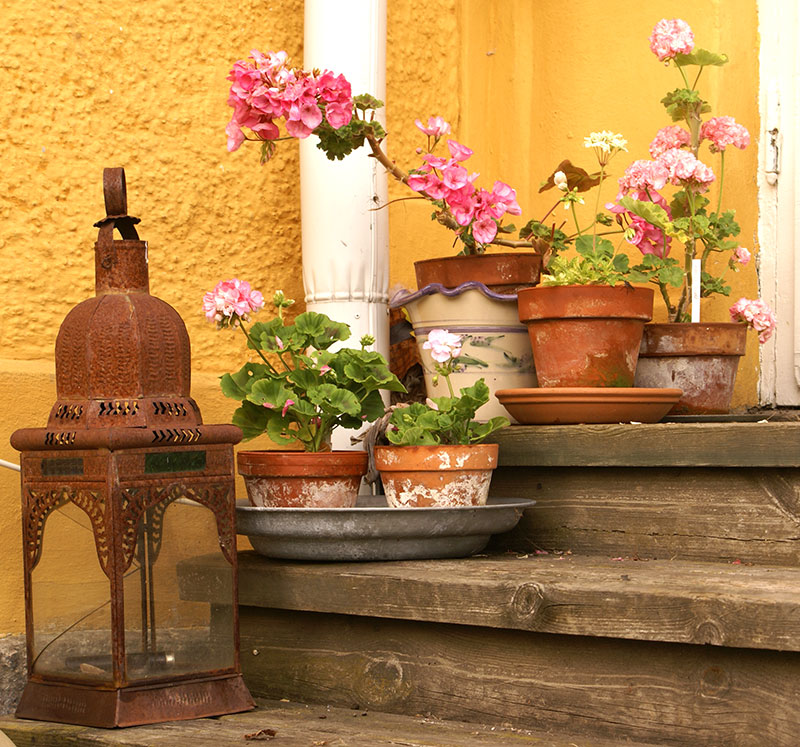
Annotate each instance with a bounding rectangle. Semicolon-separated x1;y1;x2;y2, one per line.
517;285;654;388
374;444;499;508
237;450;368;508
634;322;747;414
414;252;542;292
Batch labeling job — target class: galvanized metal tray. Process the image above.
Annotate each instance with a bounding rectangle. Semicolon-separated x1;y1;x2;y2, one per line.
236;496;535;561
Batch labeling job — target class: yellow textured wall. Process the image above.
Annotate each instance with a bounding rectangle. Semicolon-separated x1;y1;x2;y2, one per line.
0;0;760;636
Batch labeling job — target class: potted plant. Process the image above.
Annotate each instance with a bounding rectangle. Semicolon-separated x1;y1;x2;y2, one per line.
224;51;541;291
202;280;405;507
607;18;777;413
373;330;509;507
516;132;655;388
224;50;540;414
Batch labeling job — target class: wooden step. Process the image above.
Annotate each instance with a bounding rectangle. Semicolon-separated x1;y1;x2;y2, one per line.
487;422;800;565
218;552;800;652
181;552;800;744
0;697;651;746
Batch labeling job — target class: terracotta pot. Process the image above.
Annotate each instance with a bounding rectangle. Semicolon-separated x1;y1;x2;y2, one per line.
237;450;368;508
495;387;683;425
391;283;537;421
634;322;747;415
414;252;542;292
374;444;499;508
517;285;654;388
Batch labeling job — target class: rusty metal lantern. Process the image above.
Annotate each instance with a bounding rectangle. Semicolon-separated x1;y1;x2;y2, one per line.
10;168;253;727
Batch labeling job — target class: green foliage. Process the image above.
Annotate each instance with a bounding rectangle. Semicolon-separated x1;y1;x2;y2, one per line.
674;49;729;68
701;272;731;298
660;88;710;122
313;93;387;161
629;254;685;288
315;117;387;161
518;220;569;255
221;301;405;451
540;236;631;286
385;380;509;446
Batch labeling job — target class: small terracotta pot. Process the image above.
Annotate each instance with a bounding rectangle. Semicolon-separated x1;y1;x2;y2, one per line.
517;285;654;388
414;252;542;292
634;322;747;414
237;450;368;508
374;444;499;508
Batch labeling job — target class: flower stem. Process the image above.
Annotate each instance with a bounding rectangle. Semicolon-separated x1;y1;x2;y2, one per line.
238;320;279;372
592;164;607;247
570;202;582;237
716;150;726;215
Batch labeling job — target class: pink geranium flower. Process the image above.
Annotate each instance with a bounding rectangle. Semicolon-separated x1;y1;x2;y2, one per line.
656;149;715;190
729;298;777;343
423;329;463;363
415;116;451;138
733;246;751;266
491;181;522;216
202;279;265;328
700;116;750;153
472;214;498;245
447;140;473;162
649;126;692;158
618;159;669;193
627;215;672;258
649;19;694;62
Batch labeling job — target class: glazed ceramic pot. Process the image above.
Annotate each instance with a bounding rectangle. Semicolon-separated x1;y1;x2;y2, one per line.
237;450;368;508
517;284;654;388
391;282;537;421
414;252;542;293
634;322;747;414
374;443;499;508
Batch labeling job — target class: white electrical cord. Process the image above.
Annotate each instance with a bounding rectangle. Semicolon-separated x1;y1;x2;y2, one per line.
0;459;20;472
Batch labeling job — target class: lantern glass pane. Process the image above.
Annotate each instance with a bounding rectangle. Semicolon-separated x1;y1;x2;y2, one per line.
30;499;112;682
122;494;235;682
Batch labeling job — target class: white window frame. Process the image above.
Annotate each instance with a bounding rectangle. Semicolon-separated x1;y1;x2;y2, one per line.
758;0;800;406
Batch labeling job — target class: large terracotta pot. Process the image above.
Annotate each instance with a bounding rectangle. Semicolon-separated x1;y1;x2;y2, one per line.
414;252;542;292
374;443;499;508
634;322;747;414
237;450;368;508
391;282;537;421
517;285;654;388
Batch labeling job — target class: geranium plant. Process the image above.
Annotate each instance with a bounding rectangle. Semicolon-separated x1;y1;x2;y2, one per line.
385;330;509;446
225;50;650;275
225;50;529;255
608;18;775;337
202;280;405;451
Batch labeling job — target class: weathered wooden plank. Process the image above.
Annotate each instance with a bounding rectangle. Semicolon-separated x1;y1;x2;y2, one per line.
181;552;800;652
489;422;800;467
240;608;800;746
489;466;800;565
0;696;635;746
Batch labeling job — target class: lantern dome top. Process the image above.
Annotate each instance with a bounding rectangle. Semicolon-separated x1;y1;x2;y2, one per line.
11;168;240;451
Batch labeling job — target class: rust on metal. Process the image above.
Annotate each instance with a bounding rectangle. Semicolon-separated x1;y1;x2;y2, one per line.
12;168;253;727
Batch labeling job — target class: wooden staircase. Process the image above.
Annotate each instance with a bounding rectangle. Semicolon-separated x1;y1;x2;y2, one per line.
3;421;800;745
228;421;800;745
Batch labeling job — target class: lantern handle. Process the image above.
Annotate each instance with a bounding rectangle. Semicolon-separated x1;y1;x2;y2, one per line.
93;166;141;240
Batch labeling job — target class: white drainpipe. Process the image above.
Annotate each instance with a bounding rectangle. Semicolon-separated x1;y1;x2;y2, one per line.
301;0;388;450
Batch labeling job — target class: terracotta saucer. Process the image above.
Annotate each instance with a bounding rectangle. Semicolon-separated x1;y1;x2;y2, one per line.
495;387;683;425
